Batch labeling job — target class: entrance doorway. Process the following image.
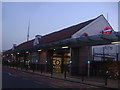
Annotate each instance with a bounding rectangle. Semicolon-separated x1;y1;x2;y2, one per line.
53;56;62;73
52;50;70;74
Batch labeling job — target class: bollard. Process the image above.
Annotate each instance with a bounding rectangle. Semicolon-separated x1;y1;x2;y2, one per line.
105;70;109;86
41;64;42;74
105;77;108;86
50;64;53;78
82;74;84;82
64;70;66;79
51;70;53;78
33;69;34;72
26;65;28;71
33;64;35;72
21;63;22;70
64;65;67;79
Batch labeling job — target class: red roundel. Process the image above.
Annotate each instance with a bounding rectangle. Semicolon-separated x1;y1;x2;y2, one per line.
103;27;112;35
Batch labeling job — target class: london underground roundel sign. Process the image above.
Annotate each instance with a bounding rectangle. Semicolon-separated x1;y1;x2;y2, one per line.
103;27;112;35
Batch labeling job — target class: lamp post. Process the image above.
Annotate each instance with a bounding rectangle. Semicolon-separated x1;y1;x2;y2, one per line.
45;60;47;73
36;60;38;71
87;61;90;77
51;64;53;78
69;60;72;75
40;61;43;74
64;63;67;79
103;47;105;61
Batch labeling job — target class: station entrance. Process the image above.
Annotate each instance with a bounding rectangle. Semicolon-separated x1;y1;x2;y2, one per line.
52;49;70;74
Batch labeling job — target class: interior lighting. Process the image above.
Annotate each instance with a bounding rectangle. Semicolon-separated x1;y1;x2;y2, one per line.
26;51;29;53
36;60;39;63
111;41;120;44
38;49;42;52
69;61;72;64
62;46;69;49
87;61;90;64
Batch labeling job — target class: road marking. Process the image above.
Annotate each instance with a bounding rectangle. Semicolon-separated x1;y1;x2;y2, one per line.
8;73;18;77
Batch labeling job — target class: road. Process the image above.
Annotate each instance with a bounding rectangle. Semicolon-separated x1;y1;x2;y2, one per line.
2;66;111;89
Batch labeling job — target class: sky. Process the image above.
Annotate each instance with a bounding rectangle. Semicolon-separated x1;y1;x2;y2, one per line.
2;2;118;52
118;1;120;32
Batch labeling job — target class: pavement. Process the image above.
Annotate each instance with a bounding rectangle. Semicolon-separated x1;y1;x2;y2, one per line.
3;65;119;89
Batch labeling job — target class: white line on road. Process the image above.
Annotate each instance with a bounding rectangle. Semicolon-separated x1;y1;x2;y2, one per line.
8;73;18;77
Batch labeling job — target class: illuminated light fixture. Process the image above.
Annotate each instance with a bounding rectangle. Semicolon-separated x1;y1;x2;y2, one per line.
36;60;39;63
111;41;120;44
26;51;29;53
62;46;69;49
38;49;42;52
46;60;48;63
69;61;72;64
8;60;10;63
53;49;56;50
87;61;90;64
17;53;20;54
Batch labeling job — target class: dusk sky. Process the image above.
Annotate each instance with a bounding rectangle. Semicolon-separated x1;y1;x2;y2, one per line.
2;2;118;52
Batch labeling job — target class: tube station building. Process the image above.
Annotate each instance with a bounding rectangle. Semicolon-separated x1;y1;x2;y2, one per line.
2;15;120;76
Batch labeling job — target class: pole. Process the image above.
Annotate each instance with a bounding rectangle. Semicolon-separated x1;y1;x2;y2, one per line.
105;71;108;86
41;64;42;74
27;19;30;41
88;62;90;77
45;61;47;73
51;64;53;78
64;64;67;79
82;70;84;82
93;48;95;61
107;13;109;22
116;53;118;61
36;63;37;71
103;47;105;61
